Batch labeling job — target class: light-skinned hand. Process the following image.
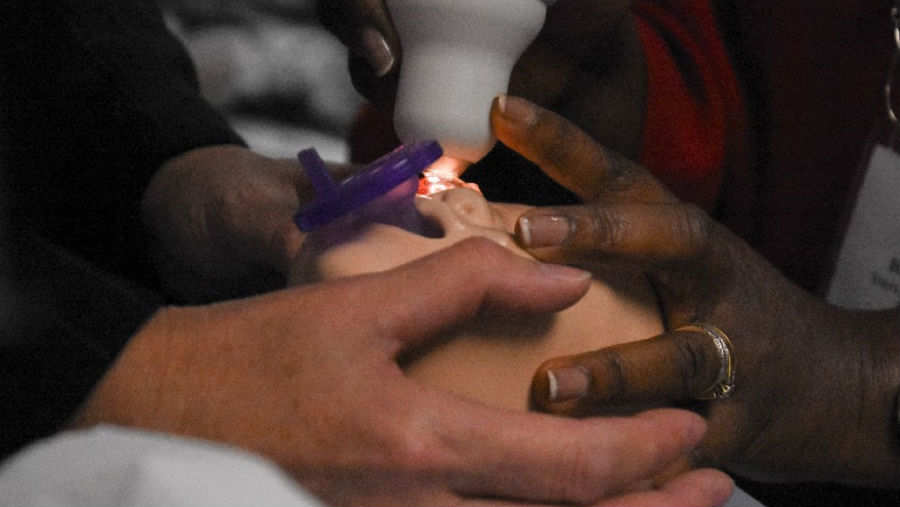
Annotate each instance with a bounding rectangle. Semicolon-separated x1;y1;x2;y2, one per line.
72;238;733;506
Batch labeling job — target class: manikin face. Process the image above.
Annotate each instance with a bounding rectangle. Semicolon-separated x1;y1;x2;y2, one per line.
291;187;534;284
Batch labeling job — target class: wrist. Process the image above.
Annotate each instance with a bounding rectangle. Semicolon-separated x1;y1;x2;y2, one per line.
745;300;900;485
71;306;191;429
829;307;900;485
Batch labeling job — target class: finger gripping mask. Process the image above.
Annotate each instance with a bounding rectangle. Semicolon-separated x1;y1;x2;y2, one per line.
294;141;443;232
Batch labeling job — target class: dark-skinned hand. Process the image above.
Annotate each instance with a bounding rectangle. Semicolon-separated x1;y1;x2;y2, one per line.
490;94;900;487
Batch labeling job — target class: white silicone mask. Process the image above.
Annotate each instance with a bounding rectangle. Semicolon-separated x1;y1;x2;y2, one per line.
388;0;556;163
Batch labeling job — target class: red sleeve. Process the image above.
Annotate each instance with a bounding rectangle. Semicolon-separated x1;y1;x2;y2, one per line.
632;0;748;210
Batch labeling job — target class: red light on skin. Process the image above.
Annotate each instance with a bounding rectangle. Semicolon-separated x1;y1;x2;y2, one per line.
417;156;480;196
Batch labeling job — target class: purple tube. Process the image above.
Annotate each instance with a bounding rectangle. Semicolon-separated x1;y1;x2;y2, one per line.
294;141;442;231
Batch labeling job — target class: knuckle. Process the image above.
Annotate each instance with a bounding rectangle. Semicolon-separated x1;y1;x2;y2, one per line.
671;204;713;258
603;151;642;190
576;209;627;251
671;335;712;394
672;332;721;395
588;351;628;402
534;111;577;165
453;236;508;268
382;418;445;475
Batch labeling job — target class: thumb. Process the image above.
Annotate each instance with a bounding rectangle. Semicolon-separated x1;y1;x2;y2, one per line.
349;237;592;354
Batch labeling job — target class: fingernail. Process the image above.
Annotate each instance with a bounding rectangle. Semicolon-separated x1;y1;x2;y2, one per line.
517;214;572;247
361;28;395;77
496;93;507;114
495;94;537;126
537;262;591;282
546;367;590;402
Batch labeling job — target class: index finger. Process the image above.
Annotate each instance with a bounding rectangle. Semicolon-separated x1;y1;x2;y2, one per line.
530;329;728;415
491;94;675;203
514;200;714;267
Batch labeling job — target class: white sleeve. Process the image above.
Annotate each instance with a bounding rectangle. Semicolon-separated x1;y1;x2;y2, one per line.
0;426;324;507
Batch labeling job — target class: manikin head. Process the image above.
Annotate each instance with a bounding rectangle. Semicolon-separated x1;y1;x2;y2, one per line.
293;186;528;283
290;185;662;410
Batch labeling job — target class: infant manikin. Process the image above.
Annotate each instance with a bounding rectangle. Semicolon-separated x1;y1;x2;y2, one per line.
290;186;663;411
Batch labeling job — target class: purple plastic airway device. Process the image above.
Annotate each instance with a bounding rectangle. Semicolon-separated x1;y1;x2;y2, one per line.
294;141;443;232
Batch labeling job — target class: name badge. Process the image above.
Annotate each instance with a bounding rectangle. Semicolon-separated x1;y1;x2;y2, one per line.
826;144;900;309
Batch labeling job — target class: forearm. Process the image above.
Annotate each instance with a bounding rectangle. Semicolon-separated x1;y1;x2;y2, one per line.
831;307;900;485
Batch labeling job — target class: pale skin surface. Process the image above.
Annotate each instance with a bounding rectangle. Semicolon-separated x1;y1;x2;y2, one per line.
73;239;734;507
289;187;666;412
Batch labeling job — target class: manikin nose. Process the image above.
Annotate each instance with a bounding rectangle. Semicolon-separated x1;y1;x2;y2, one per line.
414;187;524;253
417;187;503;235
438;188;498;227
